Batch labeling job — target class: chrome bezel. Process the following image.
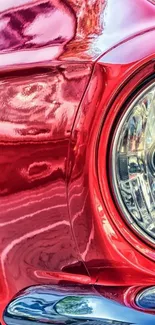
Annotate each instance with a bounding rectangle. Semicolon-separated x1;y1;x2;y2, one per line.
112;82;155;245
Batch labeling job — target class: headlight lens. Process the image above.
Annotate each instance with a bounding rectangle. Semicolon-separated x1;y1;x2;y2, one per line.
112;82;155;244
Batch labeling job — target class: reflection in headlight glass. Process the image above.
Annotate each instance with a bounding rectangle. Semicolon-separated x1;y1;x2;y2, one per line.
112;83;155;242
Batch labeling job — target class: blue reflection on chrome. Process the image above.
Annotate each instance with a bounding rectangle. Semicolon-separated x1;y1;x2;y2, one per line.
3;285;155;325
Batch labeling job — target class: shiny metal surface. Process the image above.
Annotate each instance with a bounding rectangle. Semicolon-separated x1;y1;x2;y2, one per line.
68;59;155;289
0;54;91;325
3;285;155;325
136;286;155;310
0;65;91;142
1;0;155;324
111;82;155;244
0;0;155;68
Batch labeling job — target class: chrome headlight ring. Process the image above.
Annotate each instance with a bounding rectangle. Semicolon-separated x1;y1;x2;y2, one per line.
111;81;155;245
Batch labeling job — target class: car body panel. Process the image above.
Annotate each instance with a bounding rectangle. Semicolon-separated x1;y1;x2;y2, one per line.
68;55;155;287
1;0;155;324
0;0;155;68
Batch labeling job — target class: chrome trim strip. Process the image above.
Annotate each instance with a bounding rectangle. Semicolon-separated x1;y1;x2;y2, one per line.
3;285;155;324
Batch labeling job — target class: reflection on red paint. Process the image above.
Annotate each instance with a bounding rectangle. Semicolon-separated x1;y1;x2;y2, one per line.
35;270;92;284
67;59;155;290
0;0;155;68
0;61;91;324
0;65;91;141
0;0;76;63
1;0;155;324
62;0;155;60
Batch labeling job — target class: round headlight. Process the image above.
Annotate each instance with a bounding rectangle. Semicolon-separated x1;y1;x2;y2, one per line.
112;82;155;244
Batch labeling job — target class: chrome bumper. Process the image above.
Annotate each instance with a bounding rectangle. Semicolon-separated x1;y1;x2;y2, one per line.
3;285;155;325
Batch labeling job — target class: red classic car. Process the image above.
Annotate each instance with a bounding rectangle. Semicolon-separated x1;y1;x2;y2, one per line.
0;0;155;324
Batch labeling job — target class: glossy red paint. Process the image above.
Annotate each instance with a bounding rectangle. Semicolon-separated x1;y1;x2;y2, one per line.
96;284;155;314
0;0;155;69
0;66;92;323
0;0;155;324
68;57;155;287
